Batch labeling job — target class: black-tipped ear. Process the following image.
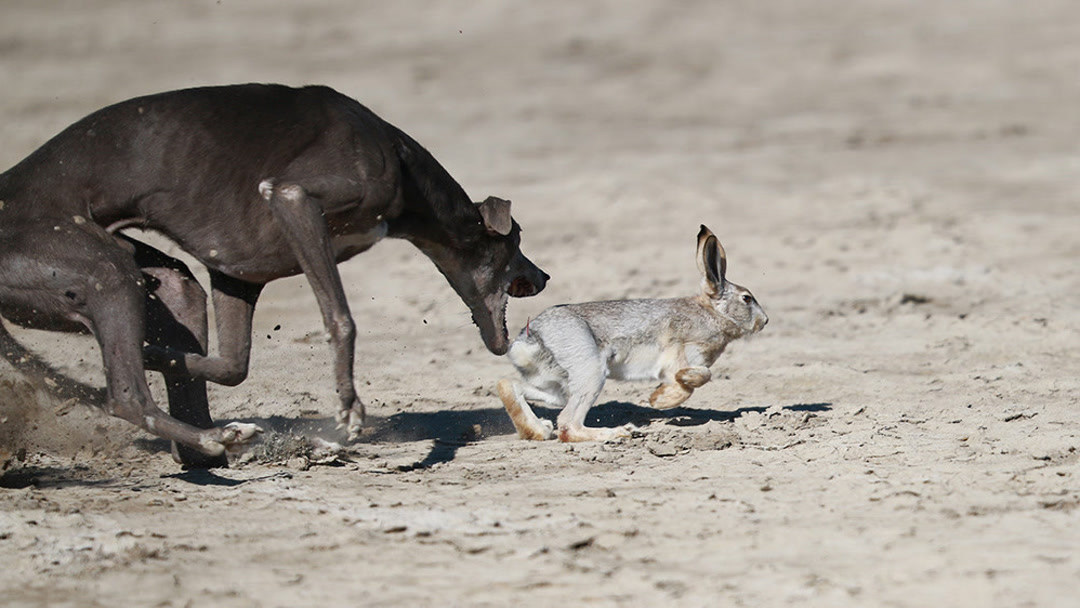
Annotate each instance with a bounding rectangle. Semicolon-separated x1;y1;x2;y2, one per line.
478;196;512;236
696;225;727;290
704;236;727;284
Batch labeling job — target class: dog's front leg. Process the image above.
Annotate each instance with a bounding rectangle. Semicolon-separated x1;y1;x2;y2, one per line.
142;271;262;388
259;178;367;440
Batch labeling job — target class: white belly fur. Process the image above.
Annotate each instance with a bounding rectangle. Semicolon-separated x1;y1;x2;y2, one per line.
606;342;664;382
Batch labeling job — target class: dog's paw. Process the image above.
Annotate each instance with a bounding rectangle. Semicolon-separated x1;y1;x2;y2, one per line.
221;422;263;452
336;404;365;442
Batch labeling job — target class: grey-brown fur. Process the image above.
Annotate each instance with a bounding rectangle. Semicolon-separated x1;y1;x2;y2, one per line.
498;225;766;442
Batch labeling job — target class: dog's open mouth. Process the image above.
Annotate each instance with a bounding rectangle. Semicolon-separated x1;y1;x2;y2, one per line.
472;296;510;355
508;276;539;298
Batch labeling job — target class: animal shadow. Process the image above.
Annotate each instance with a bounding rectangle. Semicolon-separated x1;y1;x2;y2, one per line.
0;465;109;489
585;400;834;429
63;401;834;477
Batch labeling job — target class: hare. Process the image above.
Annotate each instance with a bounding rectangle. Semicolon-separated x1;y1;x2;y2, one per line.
497;225;768;442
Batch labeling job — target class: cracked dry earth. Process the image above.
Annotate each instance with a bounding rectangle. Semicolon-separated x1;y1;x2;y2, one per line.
2;1;1079;606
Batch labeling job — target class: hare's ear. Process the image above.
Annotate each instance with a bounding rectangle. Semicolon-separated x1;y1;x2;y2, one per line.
478;196;513;236
696;225;727;293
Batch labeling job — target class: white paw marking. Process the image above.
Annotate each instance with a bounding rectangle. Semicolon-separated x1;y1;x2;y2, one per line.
198;436;226;456
336;407;365;441
346;410;364;442
258;179;275;201
222;422;263;445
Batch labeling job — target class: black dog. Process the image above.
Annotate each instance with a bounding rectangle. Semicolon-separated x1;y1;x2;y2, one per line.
0;84;548;466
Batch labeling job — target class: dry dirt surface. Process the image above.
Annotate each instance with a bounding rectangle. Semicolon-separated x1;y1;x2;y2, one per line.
1;1;1078;606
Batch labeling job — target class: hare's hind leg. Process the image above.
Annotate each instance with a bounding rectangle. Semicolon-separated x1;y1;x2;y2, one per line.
500;335;563;440
555;354;635;443
497;379;555;440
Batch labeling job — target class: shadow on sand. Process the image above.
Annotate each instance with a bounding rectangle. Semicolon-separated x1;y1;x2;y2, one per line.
4;399;833;484
236;400;835;471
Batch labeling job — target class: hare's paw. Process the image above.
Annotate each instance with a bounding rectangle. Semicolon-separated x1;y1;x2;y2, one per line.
649;382;692;410
675;367;711;389
533;418;556;440
558;423;635;443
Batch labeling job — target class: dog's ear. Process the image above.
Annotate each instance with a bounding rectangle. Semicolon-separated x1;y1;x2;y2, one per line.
478;196;512;236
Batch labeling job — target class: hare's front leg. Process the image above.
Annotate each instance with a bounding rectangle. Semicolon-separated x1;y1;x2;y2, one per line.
649;366;712;409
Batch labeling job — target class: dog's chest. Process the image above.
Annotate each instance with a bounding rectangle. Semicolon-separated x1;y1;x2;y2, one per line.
331;221;388;258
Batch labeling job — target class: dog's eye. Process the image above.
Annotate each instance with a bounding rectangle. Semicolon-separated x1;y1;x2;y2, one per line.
742;294;753;304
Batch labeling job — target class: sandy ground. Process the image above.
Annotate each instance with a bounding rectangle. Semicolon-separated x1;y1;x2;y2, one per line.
1;1;1079;606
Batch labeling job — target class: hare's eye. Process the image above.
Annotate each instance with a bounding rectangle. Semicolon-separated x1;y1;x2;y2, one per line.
741;294;753;304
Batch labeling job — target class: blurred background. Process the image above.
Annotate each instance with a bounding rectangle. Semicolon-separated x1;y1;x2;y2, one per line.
2;2;1079;605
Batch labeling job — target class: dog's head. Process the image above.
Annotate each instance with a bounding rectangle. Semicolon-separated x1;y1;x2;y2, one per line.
426;197;548;355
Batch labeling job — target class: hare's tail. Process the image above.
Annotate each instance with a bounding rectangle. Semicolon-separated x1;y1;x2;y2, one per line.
506;333;545;376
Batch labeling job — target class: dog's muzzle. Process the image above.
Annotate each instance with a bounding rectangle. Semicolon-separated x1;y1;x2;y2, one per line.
509;275;542;297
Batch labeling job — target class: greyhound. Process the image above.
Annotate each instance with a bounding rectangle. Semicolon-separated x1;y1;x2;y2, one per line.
0;84;548;466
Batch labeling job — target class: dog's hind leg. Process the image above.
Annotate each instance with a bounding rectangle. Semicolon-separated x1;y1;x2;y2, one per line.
0;221;260;457
122;236;229;468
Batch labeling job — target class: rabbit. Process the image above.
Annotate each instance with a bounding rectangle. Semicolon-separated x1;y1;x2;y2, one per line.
496;225;768;442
